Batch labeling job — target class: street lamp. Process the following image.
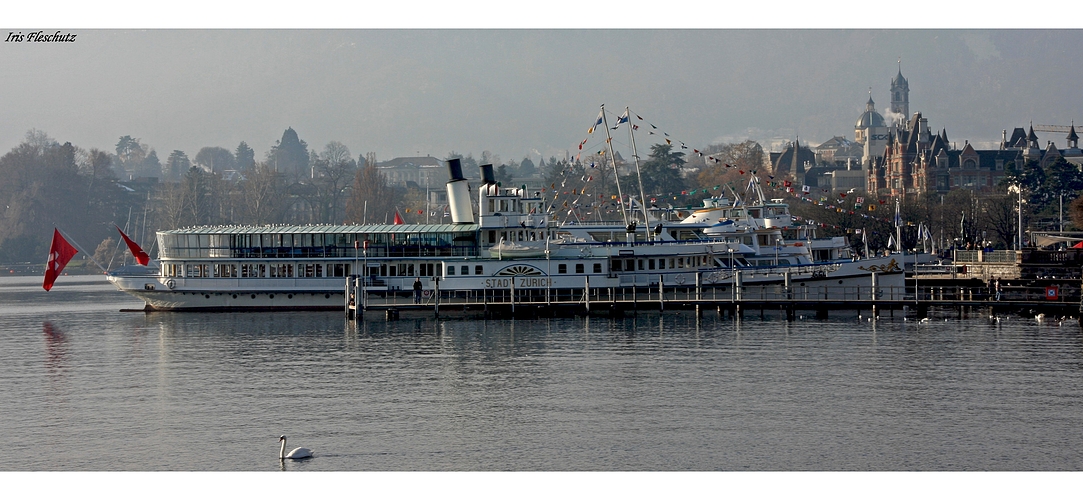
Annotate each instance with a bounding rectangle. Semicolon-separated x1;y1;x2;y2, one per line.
1008;183;1023;250
728;247;735;303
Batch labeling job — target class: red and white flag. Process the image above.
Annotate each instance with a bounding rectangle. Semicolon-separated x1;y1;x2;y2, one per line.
43;228;78;291
393;209;405;225
115;225;149;266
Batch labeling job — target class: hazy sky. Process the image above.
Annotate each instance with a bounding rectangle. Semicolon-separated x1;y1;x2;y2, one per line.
3;25;1081;167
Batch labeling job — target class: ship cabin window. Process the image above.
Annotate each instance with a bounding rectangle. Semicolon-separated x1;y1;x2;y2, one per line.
575;263;584;273
461;265;469;275
488;231;496;244
558;264;567;274
612;260;622;272
658;259;666;269
447;265;455;276
593;263;602;273
648;259;655;270
475;265;483;275
327;264;348;277
488;200;496;213
638;259;645;271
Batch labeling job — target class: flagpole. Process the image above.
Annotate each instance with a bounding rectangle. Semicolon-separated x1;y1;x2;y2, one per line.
863;227;869;259
55;227;108;273
599;105;629;227
623;107;651;237
895;198;902;256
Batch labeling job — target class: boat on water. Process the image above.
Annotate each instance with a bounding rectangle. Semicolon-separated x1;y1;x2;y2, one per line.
108;156;904;311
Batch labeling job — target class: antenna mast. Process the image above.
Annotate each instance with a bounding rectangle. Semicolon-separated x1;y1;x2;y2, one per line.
625;107;651;236
600;104;629;226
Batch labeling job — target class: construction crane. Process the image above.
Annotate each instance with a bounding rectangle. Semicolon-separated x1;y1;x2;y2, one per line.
1033;124;1077;134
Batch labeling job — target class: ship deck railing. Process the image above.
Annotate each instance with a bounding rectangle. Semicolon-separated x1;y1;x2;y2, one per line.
344;281;1083;319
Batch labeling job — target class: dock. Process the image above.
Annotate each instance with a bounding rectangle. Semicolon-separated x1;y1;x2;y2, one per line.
344;276;1083;321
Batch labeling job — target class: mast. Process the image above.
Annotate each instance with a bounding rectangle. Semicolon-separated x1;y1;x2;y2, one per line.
600;105;629;226
895;198;903;255
624;107;651;236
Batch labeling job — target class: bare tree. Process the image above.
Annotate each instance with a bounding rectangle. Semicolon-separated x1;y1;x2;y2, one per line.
345;159;396;224
238;161;287;224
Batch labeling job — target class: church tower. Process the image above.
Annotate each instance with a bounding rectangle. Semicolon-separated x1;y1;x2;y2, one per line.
890;61;909;122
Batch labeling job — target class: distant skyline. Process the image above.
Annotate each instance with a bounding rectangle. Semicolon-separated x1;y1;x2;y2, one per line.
3;26;1081;168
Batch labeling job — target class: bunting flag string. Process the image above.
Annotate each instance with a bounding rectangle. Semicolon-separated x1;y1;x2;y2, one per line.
557;107;910;230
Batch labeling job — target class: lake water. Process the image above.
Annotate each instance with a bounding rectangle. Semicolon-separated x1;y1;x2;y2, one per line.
4;274;1083;472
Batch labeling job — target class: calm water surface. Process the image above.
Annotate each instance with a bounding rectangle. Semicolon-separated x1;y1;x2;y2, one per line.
3;275;1083;471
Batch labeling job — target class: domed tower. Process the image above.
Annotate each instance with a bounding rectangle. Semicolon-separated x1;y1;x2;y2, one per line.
855;91;885;145
855;90;888;167
890;62;909;121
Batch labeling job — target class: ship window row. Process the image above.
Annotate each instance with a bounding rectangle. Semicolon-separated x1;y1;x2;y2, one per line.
158;232;478;259
609;255;709;272
484;198;542;215
445;264;486;276
485;229;551;244
554;263;603;274
161;262;444;279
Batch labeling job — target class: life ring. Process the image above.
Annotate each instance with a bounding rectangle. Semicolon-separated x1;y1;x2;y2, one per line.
793;242;804;247
423;290;431;297
675;275;686;285
166;279;175;289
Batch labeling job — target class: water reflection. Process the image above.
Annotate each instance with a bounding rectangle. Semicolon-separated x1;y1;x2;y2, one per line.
42;321;68;374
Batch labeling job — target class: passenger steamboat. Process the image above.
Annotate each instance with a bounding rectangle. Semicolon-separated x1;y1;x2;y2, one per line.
108;158;903;311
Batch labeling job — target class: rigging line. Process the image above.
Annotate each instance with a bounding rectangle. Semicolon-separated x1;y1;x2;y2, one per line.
54;225;108;273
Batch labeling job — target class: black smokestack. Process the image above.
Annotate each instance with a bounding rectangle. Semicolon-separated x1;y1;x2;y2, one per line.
447;158;465;182
480;164;496;185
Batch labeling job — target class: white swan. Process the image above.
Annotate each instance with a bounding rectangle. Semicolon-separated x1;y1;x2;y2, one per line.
279;435;313;460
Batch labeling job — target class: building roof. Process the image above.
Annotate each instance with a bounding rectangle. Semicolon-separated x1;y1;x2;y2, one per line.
856;109;886;128
892;68;908;89
162;223;480;235
379;156;443;168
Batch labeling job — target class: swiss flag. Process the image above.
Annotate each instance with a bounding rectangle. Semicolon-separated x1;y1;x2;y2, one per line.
115;225;149;266
43;228;78;291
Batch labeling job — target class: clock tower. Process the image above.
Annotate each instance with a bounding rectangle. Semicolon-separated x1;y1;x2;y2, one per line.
890;61;909;122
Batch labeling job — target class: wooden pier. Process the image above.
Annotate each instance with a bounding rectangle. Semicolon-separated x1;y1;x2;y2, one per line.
344;275;1083;321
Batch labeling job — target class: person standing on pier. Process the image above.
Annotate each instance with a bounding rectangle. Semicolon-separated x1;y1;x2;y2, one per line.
413;277;423;304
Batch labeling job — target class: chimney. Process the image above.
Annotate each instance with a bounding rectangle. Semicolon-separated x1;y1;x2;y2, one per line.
480;164;496;185
445;158;474;224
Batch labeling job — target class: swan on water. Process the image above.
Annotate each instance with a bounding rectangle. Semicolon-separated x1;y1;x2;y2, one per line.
279;435;313;460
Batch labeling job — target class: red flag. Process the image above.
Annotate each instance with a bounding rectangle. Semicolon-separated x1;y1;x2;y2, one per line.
43;228;78;291
393;210;405;225
115;225;149;266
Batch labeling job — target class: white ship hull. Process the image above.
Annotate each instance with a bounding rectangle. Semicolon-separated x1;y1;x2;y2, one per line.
109;255;903;311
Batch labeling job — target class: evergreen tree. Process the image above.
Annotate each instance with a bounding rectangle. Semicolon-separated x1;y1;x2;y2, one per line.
142;150;161;178
164;150;190;181
623;143;686;204
235;141;256;170
519;157;536;178
267;127;309;181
